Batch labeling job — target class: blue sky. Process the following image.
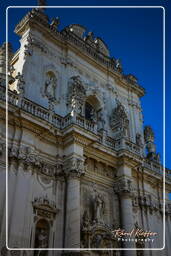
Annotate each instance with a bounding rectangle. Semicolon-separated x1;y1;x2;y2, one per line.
1;0;170;169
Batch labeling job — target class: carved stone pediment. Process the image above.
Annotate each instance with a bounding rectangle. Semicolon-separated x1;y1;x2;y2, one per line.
32;195;58;219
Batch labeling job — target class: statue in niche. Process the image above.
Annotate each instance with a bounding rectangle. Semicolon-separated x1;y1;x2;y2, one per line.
90;108;97;121
44;72;57;101
37;229;48;248
94;193;105;223
34;219;49;256
97;110;106;130
67;75;86;115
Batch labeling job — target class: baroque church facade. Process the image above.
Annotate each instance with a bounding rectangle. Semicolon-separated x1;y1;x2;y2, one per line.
0;6;171;256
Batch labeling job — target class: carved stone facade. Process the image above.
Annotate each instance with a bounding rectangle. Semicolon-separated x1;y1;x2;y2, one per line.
0;6;170;256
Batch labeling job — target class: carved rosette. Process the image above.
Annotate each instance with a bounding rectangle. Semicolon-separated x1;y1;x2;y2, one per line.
66;76;86;115
113;178;133;196
64;157;85;178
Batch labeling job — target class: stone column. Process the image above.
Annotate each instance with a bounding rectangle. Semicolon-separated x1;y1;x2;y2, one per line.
64;157;85;249
114;175;136;256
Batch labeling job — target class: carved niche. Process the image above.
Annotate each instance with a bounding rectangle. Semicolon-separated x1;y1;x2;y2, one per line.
66;76;86;115
110;101;129;137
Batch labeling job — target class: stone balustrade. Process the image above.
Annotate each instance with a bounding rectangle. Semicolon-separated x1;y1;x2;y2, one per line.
1;85;171;182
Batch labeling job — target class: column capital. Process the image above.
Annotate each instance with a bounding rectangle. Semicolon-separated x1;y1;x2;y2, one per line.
64;157;85;179
114;177;133;196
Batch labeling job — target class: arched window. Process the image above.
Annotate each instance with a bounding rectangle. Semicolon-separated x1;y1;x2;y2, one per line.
34;219;49;250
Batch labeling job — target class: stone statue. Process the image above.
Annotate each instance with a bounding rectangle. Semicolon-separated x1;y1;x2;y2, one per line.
115;59;122;72
98;110;106;130
15;72;25;95
94;193;105;223
67;76;86;115
136;133;143;147
44;74;57;101
82;210;90;230
90;108;96;121
144;126;154;143
37;229;48;248
50;17;60;30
